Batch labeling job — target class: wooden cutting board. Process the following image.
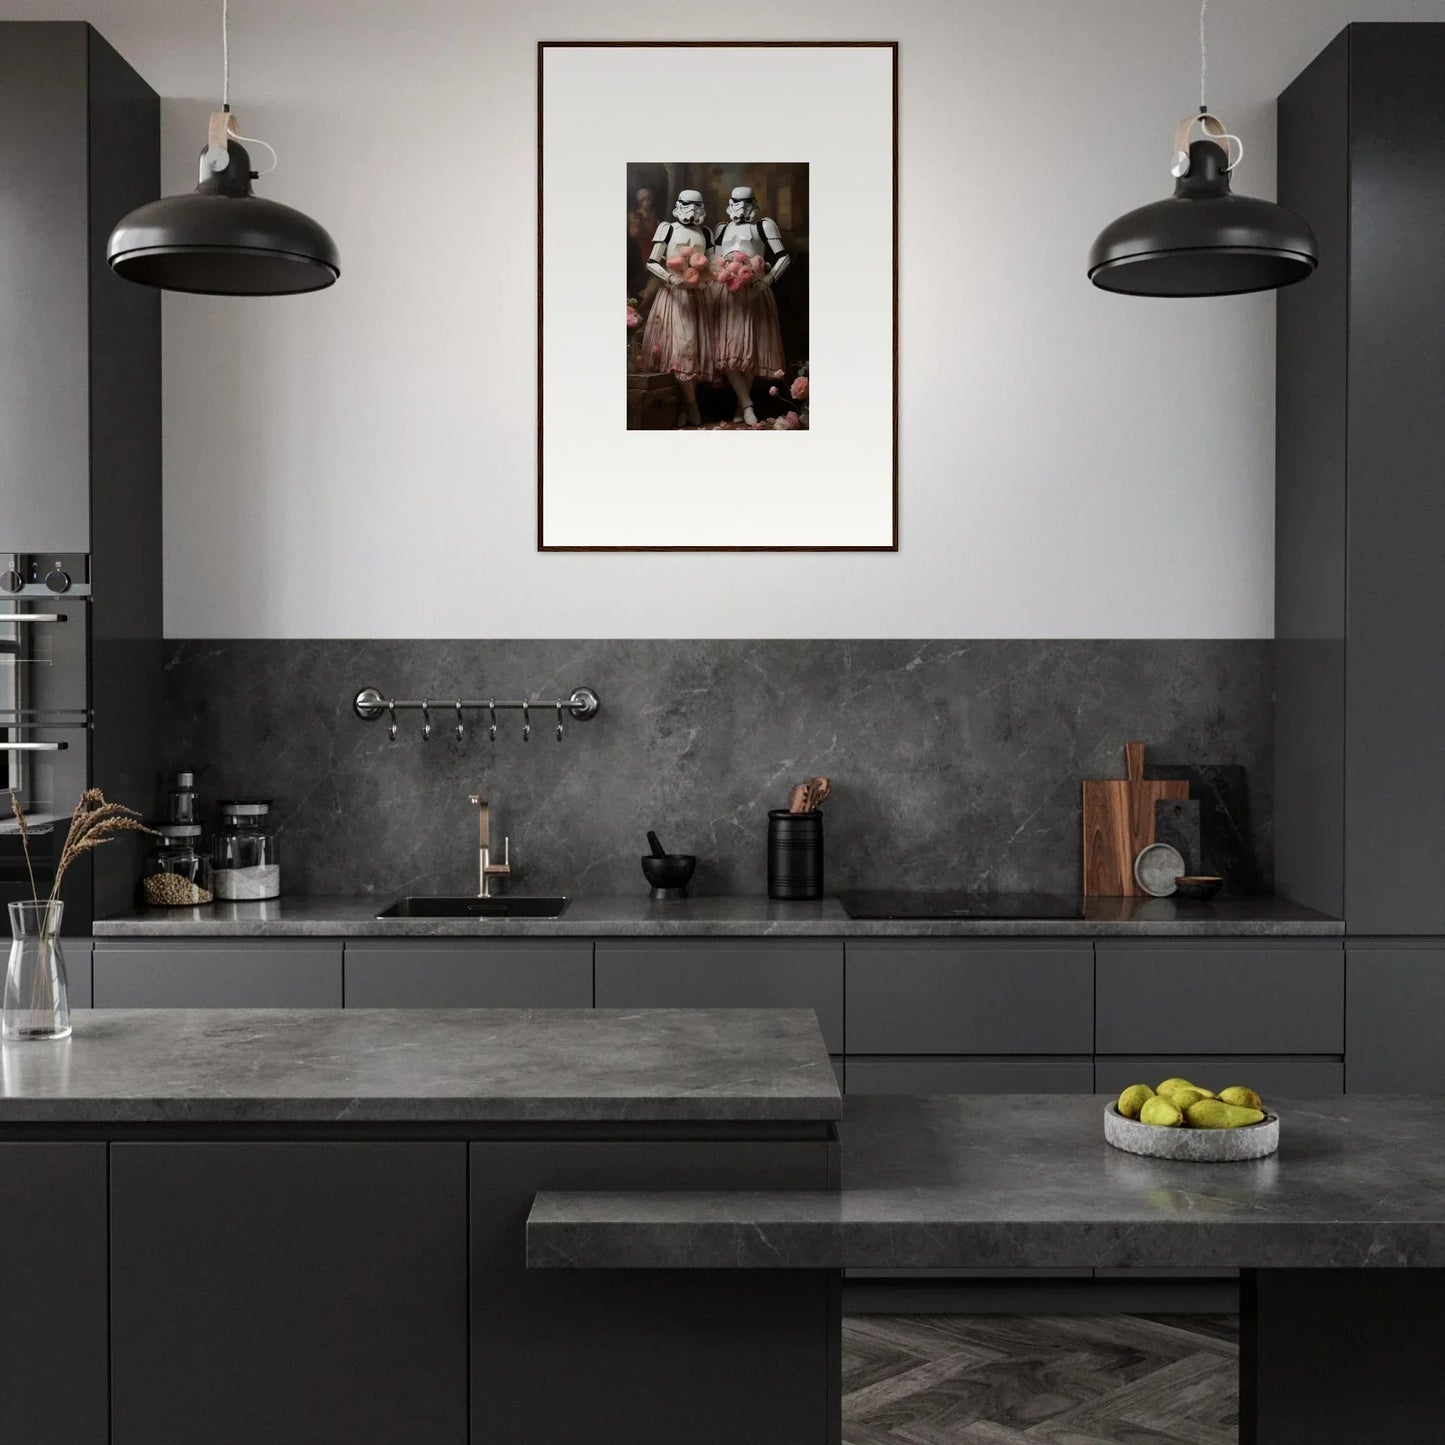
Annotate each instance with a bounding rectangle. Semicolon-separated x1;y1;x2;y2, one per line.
1082;742;1189;896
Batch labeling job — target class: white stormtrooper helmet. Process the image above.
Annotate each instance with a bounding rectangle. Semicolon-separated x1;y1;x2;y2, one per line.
726;186;759;223
672;189;706;225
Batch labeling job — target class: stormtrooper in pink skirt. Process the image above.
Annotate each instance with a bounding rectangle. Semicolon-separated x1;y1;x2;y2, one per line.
711;185;792;427
640;189;715;428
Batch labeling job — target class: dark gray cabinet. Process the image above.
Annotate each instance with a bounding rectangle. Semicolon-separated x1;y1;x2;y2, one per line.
1277;25;1445;934
846;1058;1093;1094
1346;944;1445;1091
846;941;1093;1055
344;939;592;1008
110;1142;468;1445
0;1144;108;1444
595;940;844;1053
1095;943;1343;1055
64;939;93;1008
93;940;342;1007
470;1139;835;1445
1095;1057;1344;1097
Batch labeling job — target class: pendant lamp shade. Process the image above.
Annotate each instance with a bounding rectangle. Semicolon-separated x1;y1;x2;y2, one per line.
1089;138;1316;298
108;136;339;296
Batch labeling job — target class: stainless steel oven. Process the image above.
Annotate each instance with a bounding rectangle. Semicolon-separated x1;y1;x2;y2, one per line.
0;554;92;925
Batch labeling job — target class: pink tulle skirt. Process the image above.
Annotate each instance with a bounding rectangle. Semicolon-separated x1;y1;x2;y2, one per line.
713;283;786;379
639;285;714;382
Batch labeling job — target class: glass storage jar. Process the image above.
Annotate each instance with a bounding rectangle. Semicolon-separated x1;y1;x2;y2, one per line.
142;824;214;907
212;800;281;901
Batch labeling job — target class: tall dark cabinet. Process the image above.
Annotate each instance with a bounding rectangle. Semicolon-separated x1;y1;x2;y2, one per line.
0;23;161;928
1276;23;1445;1088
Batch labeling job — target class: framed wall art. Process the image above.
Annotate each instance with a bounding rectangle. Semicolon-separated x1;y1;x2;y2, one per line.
537;41;898;551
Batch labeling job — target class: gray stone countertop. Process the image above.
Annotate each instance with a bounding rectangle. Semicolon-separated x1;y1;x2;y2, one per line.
0;1008;840;1125
92;893;1343;938
527;1093;1445;1270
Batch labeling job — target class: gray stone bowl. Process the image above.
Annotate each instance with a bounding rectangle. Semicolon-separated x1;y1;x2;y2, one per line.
1104;1103;1280;1162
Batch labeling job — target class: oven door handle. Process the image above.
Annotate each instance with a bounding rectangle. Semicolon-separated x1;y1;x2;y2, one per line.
0;742;68;752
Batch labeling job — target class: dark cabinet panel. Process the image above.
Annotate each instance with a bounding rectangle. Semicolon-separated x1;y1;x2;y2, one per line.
1344;28;1445;934
471;1139;835;1445
846;941;1092;1055
1346;945;1445;1091
93;940;343;1007
846;1057;1093;1095
1277;25;1445;934
344;939;592;1008
595;940;843;1052
0;1143;108;1445
111;1142;467;1445
1095;943;1343;1055
0;23;90;548
63;938;92;1008
1095;1056;1344;1097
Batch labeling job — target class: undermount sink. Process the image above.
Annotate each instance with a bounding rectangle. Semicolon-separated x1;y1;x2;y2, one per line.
376;896;570;919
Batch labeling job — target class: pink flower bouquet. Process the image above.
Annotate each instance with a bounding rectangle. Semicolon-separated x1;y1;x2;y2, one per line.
665;248;711;286
715;251;768;294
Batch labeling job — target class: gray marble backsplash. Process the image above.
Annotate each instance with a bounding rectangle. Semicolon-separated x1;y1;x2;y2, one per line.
160;641;1273;900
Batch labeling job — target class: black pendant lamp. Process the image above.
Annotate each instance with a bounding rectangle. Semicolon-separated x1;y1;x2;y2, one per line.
107;0;338;296
1088;1;1316;297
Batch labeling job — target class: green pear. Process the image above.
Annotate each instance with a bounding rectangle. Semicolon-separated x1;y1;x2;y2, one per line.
1140;1096;1185;1127
1185;1099;1266;1129
1117;1084;1154;1119
1218;1086;1264;1111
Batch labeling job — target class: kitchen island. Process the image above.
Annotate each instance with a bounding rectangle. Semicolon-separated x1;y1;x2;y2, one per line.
0;1007;841;1445
533;1093;1445;1445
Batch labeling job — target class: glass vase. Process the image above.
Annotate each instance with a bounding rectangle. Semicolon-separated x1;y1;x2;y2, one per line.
4;901;71;1042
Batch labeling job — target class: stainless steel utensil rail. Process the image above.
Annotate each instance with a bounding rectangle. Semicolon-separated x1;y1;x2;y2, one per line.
352;685;600;743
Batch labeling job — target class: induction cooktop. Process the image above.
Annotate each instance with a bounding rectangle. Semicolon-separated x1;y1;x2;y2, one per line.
836;891;1084;921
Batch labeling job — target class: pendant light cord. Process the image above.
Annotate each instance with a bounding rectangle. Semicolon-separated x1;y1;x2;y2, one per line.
1199;0;1208;111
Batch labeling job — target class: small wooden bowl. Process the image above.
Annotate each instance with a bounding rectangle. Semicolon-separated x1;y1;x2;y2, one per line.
1173;875;1224;901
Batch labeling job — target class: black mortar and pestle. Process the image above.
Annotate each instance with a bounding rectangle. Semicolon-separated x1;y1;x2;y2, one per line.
641;830;696;901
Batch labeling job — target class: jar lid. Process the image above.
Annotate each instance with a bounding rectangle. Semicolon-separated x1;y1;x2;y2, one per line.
154;823;203;839
218;800;271;817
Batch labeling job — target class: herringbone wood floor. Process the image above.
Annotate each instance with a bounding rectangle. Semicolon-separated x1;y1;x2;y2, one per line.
842;1314;1238;1445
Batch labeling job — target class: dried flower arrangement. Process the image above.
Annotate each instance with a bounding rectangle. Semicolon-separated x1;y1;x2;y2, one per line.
10;788;154;941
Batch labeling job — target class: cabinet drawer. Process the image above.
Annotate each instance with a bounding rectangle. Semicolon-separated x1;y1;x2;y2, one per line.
845;941;1093;1055
594;941;843;1053
344;941;592;1009
1346;945;1445;1092
1094;1056;1344;1097
1095;943;1343;1054
93;941;342;1008
846;1057;1094;1095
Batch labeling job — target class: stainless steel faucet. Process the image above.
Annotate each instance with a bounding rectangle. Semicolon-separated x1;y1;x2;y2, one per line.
467;795;511;897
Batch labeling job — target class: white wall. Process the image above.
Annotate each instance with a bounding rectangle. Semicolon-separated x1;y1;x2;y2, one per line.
4;0;1442;638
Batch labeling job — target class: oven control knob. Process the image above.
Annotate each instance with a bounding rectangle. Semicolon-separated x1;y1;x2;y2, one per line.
44;568;71;594
0;570;21;594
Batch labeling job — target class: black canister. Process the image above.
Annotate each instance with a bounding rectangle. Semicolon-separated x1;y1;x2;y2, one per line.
768;809;824;900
